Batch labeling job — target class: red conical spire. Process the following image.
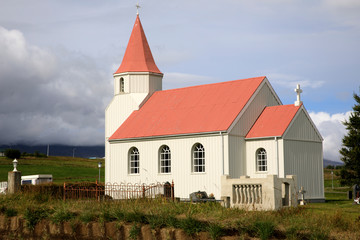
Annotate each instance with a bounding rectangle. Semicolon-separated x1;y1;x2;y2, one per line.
115;15;162;74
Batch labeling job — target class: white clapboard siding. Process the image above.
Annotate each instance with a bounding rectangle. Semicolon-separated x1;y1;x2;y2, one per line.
230;81;281;137
108;134;226;199
105;93;148;138
228;135;245;178
283;140;324;199
282;107;324;200
284;108;322;142
245;138;281;178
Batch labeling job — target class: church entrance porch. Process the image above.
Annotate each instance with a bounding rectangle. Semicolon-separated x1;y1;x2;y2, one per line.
221;175;297;210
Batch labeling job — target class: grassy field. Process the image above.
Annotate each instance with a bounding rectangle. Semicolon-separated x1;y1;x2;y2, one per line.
0;156;359;239
0;156;104;183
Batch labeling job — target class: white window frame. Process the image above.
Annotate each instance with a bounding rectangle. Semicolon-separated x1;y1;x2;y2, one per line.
192;143;205;173
129;147;140;174
159;145;171;173
256;148;267;172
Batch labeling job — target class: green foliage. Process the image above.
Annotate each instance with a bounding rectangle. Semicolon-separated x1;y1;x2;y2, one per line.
4;149;21;159
5;208;18;217
326;165;334;169
0;205;18;217
207;223;224;240
339;89;360;186
179;216;205;236
146;214;167;229
24;206;49;230
79;210;97;223
99;206;116;223
124;210;147;224
52;206;76;224
252;220;275;240
129;223;141;240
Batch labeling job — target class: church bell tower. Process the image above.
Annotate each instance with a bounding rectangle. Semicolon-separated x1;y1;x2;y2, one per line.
105;12;163;183
112;14;163;96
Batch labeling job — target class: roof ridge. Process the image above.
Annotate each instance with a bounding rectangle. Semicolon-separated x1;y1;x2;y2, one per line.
158;76;266;94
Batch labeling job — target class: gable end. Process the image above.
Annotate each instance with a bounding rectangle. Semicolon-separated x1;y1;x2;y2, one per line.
283;106;322;142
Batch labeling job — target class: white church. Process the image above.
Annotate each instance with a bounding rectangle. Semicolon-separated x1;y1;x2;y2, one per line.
105;13;324;203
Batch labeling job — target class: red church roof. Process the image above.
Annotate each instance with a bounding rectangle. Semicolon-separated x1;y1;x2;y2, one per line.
110;76;266;140
246;104;301;139
114;15;162;74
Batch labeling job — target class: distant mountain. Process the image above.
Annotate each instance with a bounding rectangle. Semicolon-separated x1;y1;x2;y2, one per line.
0;144;104;158
323;158;343;167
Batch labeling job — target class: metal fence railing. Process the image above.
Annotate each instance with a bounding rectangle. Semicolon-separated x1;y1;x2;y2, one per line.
63;181;174;201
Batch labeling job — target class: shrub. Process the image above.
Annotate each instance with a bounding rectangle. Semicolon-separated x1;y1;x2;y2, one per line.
4;149;21;159
146;214;167;229
5;208;18;217
253;220;275;240
124;210;147;224
52;206;76;224
79;210;97;223
99;207;116;223
179;216;205;236
24;207;49;230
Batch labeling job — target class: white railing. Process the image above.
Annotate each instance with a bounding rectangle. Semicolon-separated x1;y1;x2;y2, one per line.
233;184;262;205
221;175;297;210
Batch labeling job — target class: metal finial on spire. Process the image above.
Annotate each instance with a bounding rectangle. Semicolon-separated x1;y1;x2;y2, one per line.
136;3;141;15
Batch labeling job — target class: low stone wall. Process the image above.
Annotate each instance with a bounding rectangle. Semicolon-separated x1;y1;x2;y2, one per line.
0;215;221;240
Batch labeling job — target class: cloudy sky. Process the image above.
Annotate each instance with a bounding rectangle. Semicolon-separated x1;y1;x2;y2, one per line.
0;1;359;161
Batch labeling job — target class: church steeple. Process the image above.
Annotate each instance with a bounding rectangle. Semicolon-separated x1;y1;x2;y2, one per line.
114;15;162;75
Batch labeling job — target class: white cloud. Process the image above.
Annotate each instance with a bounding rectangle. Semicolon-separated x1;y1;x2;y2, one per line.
309;111;352;162
269;73;324;89
0;26;112;146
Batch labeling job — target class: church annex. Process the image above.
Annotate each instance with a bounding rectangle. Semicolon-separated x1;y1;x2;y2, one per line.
105;14;324;202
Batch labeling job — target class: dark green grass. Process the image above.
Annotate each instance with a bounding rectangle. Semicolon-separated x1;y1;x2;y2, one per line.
0;156;104;183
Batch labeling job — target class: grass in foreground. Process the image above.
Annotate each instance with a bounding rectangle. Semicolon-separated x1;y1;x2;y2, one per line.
0;190;359;239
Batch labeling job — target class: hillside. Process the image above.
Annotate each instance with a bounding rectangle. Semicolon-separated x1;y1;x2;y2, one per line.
0;155;104;183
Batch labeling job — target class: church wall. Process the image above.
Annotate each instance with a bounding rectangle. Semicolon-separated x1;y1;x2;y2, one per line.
229;82;280;137
129;74;150;93
283;140;324;200
105;93;149;187
108;134;225;199
105;93;148;138
284;108;322;142
149;74;163;93
228;135;245;178
245;138;280;178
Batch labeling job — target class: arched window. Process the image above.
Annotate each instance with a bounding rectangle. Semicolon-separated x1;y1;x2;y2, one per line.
129;147;139;174
120;77;124;93
159;145;171;173
256;148;267;172
192;143;205;173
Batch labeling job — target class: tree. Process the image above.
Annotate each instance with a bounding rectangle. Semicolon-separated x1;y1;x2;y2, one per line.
339;89;360;186
4;149;21;159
